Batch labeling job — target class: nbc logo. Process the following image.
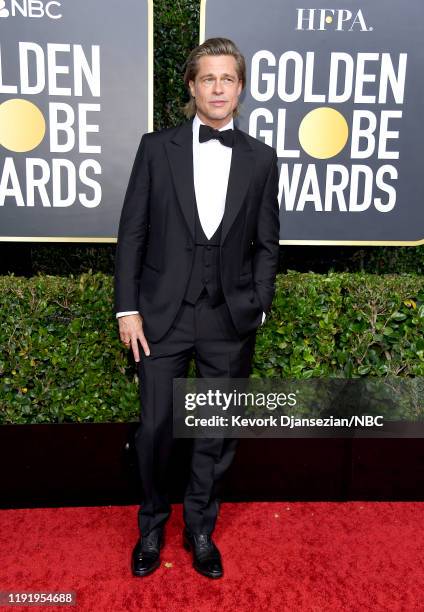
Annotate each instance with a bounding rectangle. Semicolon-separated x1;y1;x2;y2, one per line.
0;0;62;19
0;0;9;17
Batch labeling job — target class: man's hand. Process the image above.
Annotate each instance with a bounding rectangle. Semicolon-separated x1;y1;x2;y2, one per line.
118;313;150;362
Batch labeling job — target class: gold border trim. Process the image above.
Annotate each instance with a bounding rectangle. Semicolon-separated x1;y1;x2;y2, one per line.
0;0;154;244
199;0;206;43
147;0;154;132
279;239;424;246
2;237;423;245
0;236;117;243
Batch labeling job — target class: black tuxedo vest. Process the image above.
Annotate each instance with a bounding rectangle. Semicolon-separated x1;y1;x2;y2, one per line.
183;203;224;307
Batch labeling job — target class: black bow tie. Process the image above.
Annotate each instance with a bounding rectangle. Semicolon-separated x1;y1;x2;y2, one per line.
199;124;234;148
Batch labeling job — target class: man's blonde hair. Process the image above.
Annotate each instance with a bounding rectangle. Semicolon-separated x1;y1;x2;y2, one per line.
183;37;246;119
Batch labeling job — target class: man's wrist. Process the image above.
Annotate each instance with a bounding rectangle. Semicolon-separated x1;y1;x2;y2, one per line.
116;311;139;318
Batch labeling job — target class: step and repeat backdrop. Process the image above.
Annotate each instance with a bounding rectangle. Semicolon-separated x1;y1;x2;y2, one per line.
1;0;423;244
202;0;424;245
0;0;152;241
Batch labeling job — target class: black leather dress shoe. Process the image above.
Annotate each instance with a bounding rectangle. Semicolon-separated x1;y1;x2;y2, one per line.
131;527;164;577
182;527;223;578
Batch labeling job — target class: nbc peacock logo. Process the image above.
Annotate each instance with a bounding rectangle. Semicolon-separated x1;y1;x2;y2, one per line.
0;0;62;19
0;0;9;18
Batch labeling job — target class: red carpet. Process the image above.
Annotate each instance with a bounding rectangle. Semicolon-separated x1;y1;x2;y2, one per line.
1;502;423;612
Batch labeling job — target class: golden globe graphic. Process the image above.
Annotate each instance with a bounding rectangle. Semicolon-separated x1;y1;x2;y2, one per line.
0;0;152;241
0;99;46;152
298;108;349;161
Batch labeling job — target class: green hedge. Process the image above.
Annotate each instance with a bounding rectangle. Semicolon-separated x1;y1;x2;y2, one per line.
1;272;424;424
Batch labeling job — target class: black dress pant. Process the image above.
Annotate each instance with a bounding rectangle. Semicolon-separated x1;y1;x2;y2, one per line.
134;289;257;536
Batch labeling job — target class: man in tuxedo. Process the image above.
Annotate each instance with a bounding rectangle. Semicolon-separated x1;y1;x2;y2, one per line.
114;37;279;579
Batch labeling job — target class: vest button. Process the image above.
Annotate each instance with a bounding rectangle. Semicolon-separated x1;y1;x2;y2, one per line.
206;246;211;251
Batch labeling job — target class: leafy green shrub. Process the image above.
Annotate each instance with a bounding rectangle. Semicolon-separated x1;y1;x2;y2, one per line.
0;273;137;424
256;272;424;379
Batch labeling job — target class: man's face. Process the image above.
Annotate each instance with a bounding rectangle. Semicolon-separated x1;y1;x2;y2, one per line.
189;54;242;129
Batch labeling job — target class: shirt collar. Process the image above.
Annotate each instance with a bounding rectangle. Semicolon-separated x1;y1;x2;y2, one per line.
193;113;234;143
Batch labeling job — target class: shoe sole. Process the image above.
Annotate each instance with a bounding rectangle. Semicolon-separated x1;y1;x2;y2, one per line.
182;534;223;579
131;558;161;577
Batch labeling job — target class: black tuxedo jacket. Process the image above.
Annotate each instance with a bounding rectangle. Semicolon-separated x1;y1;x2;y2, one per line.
114;117;280;342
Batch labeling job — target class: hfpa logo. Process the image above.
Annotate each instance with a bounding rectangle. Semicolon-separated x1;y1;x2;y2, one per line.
296;8;372;32
0;0;62;19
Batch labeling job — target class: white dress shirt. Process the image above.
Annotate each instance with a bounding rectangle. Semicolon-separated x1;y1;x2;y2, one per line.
192;113;233;239
117;113;266;325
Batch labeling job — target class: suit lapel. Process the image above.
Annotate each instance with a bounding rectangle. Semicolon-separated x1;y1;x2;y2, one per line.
220;128;254;245
165;119;196;240
165;119;255;245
